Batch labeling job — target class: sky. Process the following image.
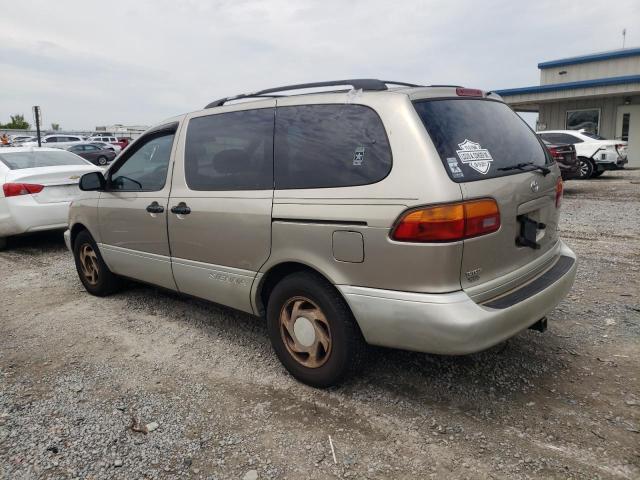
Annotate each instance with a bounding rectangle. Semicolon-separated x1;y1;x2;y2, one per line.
1;0;638;130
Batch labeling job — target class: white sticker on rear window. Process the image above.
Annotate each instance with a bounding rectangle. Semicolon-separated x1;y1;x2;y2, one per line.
446;157;464;178
456;139;493;175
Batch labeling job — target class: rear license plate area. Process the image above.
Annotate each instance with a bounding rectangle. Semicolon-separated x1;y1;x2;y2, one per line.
516;214;546;249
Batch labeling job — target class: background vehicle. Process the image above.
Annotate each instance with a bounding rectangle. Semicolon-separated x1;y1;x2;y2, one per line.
540;138;579;180
66;143;117;165
537;129;628;178
22;134;85;149
89;141;122;154
87;135;119;145
9;135;36;145
67;80;576;387
0;147;99;249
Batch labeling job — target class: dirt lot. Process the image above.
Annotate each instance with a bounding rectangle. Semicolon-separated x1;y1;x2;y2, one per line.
1;170;639;480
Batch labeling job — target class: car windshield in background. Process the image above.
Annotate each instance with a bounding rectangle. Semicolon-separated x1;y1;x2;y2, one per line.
414;99;548;182
0;150;89;170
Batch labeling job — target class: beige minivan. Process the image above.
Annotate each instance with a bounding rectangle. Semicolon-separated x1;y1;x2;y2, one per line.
66;79;577;387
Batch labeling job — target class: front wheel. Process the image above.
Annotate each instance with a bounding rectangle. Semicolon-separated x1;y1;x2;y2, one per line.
578;157;594;179
266;272;366;388
73;230;121;296
591;170;604;178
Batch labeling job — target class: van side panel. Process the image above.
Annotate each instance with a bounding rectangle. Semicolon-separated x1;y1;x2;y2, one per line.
263;93;464;295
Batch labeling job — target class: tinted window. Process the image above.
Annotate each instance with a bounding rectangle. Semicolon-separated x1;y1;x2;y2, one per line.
185;108;274;190
46;137;58;143
542;133;582;145
0;150;89;169
85;145;99;151
414;99;548;182
274;104;391;189
110;133;174;191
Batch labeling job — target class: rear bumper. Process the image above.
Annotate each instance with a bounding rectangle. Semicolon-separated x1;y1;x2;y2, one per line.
0;197;70;237
339;240;576;355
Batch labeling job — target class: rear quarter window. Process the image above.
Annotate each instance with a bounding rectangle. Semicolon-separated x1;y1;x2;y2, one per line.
274;104;392;189
414;99;548;182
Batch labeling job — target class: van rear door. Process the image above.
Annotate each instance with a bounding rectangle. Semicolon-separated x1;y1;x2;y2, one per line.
414;98;561;294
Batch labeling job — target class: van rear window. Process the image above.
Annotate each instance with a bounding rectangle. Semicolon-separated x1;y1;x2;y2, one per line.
414;99;549;182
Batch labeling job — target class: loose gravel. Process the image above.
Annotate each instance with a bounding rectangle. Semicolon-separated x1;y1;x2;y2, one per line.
1;169;639;479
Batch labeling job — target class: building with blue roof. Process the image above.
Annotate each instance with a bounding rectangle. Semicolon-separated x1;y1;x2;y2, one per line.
495;48;640;166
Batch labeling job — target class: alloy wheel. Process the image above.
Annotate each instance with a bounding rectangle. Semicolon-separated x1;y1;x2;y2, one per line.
279;296;332;368
79;243;99;286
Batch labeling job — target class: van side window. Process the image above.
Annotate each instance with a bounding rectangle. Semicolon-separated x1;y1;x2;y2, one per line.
184;108;274;191
274;104;392;189
109;133;175;191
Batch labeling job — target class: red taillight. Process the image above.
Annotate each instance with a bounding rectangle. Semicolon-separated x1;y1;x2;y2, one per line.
547;146;563;160
2;183;45;197
391;199;500;242
555;178;563;208
456;87;483;97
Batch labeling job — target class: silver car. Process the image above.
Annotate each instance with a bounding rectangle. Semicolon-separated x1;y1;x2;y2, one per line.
65;79;577;387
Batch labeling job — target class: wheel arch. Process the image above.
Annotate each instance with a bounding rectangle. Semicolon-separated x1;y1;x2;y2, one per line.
254;261;340;318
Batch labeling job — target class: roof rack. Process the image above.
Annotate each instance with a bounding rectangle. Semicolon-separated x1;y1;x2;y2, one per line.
204;79;423;108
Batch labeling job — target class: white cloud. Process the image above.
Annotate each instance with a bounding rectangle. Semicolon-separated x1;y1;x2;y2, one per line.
0;0;637;129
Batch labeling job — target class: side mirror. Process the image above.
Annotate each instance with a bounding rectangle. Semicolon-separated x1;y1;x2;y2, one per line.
79;171;106;191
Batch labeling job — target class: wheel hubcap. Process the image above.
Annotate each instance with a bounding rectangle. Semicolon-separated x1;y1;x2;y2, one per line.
79;243;99;286
580;161;589;176
279;296;332;368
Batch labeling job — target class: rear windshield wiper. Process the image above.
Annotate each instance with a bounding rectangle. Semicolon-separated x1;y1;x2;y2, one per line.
498;162;550;176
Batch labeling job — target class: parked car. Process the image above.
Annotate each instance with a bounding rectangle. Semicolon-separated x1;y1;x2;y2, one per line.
116;138;131;150
89;141;122;154
87;135;119;145
66;79;577;387
66;143;117;165
540;138;579;180
22;134;85;149
537;129;628;179
0;147;100;249
9;135;36;145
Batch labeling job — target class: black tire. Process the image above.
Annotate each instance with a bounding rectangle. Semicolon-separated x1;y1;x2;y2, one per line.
0;237;6;250
578;157;594;179
97;156;108;165
73;230;121;296
591;170;604;178
266;271;366;388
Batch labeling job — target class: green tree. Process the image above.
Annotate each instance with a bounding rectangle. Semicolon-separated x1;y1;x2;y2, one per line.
51;123;60;131
0;114;30;130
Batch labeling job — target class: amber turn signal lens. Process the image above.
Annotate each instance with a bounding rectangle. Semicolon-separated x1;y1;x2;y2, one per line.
391;199;500;242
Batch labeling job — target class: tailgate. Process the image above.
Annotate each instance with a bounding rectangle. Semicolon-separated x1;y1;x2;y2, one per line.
460;172;560;290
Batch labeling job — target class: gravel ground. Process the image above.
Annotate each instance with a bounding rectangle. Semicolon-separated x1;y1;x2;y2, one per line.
1;169;639;480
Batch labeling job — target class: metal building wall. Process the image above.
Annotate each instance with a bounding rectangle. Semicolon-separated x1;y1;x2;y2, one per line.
538;95;640;138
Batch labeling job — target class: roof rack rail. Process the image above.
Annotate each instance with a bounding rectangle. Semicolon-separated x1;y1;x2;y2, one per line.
204;79;423;108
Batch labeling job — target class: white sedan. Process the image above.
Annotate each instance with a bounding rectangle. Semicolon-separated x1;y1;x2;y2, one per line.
0;147;100;249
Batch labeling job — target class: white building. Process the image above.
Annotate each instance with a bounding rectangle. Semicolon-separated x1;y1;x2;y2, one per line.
496;48;640;166
94;124;149;139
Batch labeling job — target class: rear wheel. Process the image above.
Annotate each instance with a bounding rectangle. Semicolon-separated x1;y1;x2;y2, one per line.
591;170;604;178
97;156;108;165
73;230;121;296
578;157;594;179
266;271;366;388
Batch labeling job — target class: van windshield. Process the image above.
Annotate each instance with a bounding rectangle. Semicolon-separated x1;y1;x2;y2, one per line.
414;99;549;182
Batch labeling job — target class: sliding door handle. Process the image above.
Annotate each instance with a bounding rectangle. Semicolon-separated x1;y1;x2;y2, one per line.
170;202;191;215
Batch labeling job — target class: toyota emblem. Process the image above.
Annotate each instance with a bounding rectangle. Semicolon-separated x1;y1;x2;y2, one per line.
530;180;540;193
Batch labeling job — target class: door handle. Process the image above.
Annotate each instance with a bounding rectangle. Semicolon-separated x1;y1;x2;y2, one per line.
170;202;191;215
146;201;165;214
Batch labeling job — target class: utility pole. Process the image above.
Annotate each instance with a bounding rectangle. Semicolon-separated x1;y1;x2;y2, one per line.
33;106;42;147
622;28;627;49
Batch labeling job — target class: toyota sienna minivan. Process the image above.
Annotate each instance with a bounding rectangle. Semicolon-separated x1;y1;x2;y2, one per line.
65;79;577;387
